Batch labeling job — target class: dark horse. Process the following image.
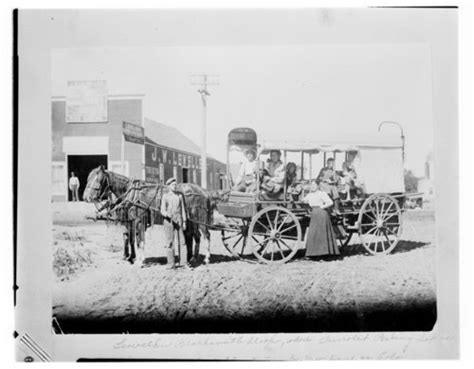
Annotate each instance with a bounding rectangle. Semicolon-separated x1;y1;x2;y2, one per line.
83;166;213;266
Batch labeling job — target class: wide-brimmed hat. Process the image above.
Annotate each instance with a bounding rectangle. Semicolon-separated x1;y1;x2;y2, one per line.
166;177;177;186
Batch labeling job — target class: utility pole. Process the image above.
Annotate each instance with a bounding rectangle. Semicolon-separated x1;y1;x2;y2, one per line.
190;74;219;189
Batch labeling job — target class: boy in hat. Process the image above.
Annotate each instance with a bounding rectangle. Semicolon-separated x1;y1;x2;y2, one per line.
161;177;187;268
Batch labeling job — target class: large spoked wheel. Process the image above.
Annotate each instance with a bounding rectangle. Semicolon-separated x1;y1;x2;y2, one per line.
248;206;302;264
358;193;403;255
221;219;250;258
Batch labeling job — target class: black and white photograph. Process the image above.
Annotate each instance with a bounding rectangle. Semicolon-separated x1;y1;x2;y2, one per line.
51;43;437;334
14;6;462;361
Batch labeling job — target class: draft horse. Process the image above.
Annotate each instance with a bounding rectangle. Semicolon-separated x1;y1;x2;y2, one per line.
83;166;213;266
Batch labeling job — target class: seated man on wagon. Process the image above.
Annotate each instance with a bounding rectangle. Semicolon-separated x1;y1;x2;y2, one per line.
260;150;286;195
317;157;341;213
233;148;259;193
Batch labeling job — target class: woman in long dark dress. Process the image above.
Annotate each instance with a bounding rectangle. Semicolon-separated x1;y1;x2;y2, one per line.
303;181;340;257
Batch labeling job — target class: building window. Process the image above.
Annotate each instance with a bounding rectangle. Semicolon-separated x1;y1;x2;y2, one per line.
173;166;178;181
182;168;189;183
52;162;66;196
110;161;129;176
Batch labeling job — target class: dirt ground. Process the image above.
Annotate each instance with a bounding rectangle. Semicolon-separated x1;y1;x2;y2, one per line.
52;202;437;333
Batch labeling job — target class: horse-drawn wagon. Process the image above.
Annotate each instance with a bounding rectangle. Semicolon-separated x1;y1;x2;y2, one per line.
84;126;407;266
215;127;406;264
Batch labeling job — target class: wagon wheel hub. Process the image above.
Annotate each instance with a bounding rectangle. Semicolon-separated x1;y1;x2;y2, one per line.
270;230;281;240
376;218;384;228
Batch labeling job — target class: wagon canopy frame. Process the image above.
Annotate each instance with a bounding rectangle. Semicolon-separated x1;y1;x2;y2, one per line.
257;133;405;195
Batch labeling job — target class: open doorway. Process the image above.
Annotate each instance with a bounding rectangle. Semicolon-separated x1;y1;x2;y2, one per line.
182;167;189;183
67;155;108;201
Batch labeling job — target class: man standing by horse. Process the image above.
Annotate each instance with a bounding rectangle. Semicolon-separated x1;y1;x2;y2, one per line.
161;177;187;269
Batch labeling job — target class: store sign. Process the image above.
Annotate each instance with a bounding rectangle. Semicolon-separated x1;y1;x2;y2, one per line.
145;143;200;169
123;121;145;144
66;80;108;123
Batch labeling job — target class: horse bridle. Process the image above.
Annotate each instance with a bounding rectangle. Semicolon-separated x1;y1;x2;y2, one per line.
86;171;112;212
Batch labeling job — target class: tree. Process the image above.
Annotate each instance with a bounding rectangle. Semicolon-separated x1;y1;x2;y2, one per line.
404;169;418;193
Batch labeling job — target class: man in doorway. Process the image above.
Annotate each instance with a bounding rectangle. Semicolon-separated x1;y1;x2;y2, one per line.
69;172;80;201
160;177;187;269
317;158;341;213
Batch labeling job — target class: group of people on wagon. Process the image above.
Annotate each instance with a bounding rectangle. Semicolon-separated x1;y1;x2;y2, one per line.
233;150;367;259
233;149;364;207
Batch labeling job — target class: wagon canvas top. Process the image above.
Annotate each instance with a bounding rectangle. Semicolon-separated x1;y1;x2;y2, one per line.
259;133;403;154
259;133;405;194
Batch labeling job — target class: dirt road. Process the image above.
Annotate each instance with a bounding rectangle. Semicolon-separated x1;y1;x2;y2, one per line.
52;203;436;333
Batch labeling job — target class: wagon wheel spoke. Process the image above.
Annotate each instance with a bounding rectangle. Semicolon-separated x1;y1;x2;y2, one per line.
363;212;377;223
273;209;280;230
381;201;395;220
222;232;242;242
375;230;387;253
253;238;270;254
380;196;386;215
265;212;273;230
374;198;380;218
276;214;291;232
228;234;244;251
280;223;297;234
251;235;261;243
253;232;271;237
278;238;293;251
372;229;382;253
384;226;399;237
280;235;299;240
259;238;273;255
362;225;378;237
256;220;272;233
252;235;269;249
275;240;286;260
381;229;391;247
252;235;269;247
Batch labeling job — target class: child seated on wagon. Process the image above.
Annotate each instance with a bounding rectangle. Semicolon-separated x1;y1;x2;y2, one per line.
233;148;259;193
260;150;286;195
285;162;304;201
338;161;365;201
317;158;341;213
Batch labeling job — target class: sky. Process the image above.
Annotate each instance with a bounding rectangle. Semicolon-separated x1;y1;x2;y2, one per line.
52;44;434;176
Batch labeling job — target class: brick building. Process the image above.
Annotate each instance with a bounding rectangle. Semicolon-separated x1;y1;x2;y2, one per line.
144;118;226;189
52;90;225;201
